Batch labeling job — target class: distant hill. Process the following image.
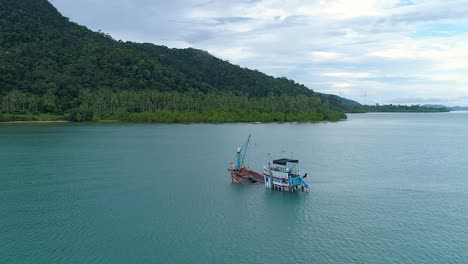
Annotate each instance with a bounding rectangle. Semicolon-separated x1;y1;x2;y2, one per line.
423;105;468;111
0;0;352;122
423;104;448;109
451;106;468;111
318;93;361;107
348;104;450;113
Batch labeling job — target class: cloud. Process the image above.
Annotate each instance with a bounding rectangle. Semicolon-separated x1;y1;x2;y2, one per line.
331;82;354;88
49;0;468;105
297;0;397;19
322;72;372;78
208;47;255;61
309;51;343;61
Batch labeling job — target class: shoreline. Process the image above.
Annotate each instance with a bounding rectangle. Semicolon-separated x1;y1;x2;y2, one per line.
0;119;341;125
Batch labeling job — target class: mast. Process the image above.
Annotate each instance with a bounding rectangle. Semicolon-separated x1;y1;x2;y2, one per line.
236;134;251;169
236;148;241;169
241;134;251;167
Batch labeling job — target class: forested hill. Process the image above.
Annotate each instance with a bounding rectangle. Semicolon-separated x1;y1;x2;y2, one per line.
0;0;351;122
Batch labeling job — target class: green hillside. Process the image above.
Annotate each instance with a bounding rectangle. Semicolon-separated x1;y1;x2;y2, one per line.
0;0;351;122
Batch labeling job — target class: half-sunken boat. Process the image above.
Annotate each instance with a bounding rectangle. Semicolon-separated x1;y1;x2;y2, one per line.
228;135;264;184
228;135;309;192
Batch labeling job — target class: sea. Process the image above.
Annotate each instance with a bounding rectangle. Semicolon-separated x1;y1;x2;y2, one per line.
1;112;467;263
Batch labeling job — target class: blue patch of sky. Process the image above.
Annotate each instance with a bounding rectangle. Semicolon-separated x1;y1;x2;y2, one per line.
410;23;468;38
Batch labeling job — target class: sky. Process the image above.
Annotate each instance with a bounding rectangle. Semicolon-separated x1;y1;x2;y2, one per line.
49;0;468;106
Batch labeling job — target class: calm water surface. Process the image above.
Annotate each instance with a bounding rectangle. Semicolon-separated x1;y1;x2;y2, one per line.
1;113;468;263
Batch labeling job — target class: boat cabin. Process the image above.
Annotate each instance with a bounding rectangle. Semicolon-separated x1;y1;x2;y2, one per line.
263;158;309;192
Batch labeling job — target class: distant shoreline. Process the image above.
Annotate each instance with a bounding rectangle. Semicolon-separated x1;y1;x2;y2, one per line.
1;110;459;124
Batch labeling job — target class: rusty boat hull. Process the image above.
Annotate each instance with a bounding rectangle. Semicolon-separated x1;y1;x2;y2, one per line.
228;167;264;184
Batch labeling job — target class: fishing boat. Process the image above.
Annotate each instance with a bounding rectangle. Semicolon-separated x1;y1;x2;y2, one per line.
228;135;309;192
228;135;264;184
263;158;309;192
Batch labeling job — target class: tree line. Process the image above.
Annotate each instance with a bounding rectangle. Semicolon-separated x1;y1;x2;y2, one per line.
0;89;345;122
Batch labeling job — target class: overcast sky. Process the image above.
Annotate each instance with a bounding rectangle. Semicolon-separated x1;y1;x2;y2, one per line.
49;0;468;105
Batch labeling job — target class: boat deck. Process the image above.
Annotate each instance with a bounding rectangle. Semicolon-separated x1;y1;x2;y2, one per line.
229;167;264;184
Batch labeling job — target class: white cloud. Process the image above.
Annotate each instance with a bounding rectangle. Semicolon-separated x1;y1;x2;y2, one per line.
331;82;354;88
322;72;372;78
309;51;342;61
297;0;398;19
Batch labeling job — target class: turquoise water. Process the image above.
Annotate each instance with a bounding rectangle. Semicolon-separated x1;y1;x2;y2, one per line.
1;113;467;263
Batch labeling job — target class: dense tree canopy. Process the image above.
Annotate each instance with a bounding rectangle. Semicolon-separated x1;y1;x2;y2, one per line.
0;0;319;97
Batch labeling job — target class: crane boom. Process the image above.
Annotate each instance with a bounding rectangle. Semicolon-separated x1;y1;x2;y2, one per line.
236;134;251;169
